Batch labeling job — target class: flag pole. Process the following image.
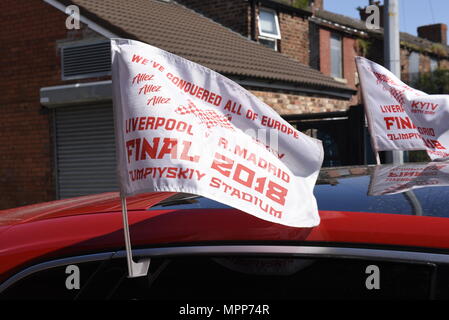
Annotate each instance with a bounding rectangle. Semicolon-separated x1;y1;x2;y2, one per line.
120;194;151;278
384;0;404;164
375;152;381;165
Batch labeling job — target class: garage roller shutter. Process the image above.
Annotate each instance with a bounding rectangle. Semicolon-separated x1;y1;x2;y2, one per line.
55;104;118;199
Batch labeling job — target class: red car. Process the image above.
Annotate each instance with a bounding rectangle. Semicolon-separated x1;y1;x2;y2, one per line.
1;163;449;300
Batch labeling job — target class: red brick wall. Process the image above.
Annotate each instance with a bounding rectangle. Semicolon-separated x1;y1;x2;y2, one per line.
319;29;357;86
400;47;449;82
0;1;106;209
319;28;331;75
278;11;309;65
400;48;409;80
420;54;431;74
417;24;447;46
318;29;360;103
175;0;251;36
249;88;352;115
343;37;356;89
0;0;352;210
440;59;449;70
178;0;311;65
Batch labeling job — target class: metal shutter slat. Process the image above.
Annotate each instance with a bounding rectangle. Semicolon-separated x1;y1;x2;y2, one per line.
62;42;111;79
55;105;118;199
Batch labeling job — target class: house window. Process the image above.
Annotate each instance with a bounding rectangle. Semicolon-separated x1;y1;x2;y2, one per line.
430;57;438;72
409;52;420;82
258;8;281;50
330;33;343;79
258;37;277;50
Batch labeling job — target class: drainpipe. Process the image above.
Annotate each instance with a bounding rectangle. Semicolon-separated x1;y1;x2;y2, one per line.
250;0;257;41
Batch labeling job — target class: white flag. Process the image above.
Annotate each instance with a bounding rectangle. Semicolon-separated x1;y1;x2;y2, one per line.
369;161;449;196
356;56;449;160
111;39;324;227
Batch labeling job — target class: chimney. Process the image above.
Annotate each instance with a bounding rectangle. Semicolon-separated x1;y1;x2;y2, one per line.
417;24;447;45
358;1;384;28
309;0;323;11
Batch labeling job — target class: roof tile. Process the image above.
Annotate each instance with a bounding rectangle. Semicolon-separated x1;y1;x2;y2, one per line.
69;0;353;92
314;9;449;55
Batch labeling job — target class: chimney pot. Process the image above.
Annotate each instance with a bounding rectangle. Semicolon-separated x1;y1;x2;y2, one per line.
309;0;323;11
417;24;447;45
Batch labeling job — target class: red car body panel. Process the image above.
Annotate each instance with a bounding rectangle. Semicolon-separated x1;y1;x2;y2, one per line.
0;192;176;226
2;191;449;282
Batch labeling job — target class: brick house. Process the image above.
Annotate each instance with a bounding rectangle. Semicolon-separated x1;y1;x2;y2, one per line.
309;8;363;105
299;1;449;163
176;0;314;65
311;2;449;93
0;0;355;209
179;0;449;100
178;0;449;163
177;0;358;102
176;0;359;111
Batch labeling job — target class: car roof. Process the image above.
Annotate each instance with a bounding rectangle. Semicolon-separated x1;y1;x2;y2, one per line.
3;162;448;225
3;162;449;225
0;192;175;227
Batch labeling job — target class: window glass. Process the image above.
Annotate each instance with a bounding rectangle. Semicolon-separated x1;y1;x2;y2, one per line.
112;257;438;300
409;52;420;82
330;33;343;78
149;193;230;210
259;37;277;50
259;9;280;38
0;261;103;300
317;130;341;167
430;57;438;72
2;256;445;300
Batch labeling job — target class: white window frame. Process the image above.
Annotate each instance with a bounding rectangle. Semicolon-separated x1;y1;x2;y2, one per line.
430;57;439;72
258;36;278;51
409;51;420;82
330;33;343;79
258;8;281;40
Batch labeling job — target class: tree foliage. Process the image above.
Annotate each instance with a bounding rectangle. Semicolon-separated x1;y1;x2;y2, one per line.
276;0;309;9
292;0;309;9
414;69;449;94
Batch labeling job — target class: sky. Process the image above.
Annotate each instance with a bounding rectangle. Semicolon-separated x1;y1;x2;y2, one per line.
324;0;449;37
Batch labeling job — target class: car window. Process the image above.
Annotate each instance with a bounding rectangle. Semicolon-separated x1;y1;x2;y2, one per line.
1;260;102;300
148;193;231;210
2;256;448;300
315;175;449;217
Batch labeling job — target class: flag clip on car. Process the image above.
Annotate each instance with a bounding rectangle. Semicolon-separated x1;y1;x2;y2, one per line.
111;39;324;277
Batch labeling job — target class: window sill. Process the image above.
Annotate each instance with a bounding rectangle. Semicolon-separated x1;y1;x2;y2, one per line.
332;77;348;84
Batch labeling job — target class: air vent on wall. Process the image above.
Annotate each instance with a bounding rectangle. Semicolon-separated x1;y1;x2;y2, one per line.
61;41;111;80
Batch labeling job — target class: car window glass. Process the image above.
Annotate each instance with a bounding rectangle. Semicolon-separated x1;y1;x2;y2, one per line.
3;256;446;300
